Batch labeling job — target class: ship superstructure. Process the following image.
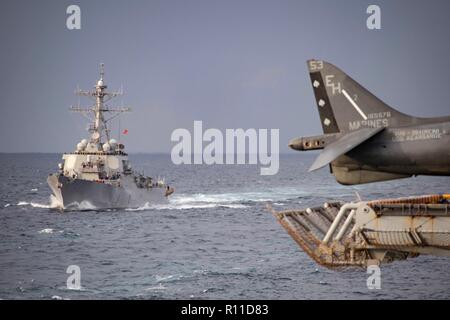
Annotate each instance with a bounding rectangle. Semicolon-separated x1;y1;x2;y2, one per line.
48;64;174;210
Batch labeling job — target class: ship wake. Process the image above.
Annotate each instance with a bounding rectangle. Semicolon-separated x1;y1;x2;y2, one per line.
16;188;311;212
126;188;307;211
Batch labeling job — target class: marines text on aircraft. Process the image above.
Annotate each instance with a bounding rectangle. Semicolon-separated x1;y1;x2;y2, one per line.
47;64;174;210
289;60;450;185
271;60;450;268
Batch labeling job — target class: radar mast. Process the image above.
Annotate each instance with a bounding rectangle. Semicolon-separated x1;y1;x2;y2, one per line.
69;63;131;146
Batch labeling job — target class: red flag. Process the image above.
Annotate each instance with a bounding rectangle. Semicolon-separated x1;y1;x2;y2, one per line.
122;129;128;135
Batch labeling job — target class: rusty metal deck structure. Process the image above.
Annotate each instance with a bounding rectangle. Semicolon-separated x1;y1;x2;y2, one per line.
271;194;450;269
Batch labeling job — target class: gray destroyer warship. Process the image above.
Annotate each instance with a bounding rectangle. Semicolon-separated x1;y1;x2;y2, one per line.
48;64;174;210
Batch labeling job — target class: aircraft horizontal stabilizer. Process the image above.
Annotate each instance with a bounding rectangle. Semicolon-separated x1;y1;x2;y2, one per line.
309;127;384;172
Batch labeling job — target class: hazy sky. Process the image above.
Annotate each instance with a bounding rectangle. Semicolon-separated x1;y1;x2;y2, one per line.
1;0;450;152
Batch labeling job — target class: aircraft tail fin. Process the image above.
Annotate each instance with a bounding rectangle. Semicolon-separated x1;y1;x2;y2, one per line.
307;59;415;134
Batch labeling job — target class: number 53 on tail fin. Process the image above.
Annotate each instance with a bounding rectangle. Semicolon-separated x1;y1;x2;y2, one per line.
290;60;450;185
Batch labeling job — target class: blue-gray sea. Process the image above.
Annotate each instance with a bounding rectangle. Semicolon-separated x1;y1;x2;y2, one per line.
0;153;449;300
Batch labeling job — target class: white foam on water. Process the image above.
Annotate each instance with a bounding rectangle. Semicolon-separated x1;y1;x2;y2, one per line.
126;187;306;211
126;202;248;211
16;187;305;212
172;188;306;205
4;203;11;208
49;195;63;209
17;196;98;211
220;204;248;209
65;200;97;211
154;274;184;282
30;202;51;209
77;201;97;210
17;201;51;209
155;275;175;282
39;228;54;234
56;285;86;291
145;283;167;291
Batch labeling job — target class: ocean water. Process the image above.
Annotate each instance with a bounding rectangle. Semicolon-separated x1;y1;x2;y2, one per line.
0;153;449;300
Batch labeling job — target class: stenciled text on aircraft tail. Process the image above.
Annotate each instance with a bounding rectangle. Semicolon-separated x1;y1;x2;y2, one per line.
307;59;416;133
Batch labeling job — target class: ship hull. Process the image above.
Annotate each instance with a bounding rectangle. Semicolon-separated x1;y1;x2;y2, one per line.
47;174;169;210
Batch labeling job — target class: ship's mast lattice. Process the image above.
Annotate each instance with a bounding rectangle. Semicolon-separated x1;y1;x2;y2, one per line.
69;63;131;144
